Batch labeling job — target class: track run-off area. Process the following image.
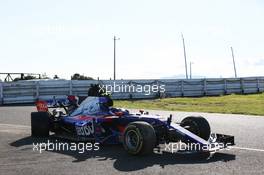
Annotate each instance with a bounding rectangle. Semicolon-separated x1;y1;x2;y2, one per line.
0;106;264;175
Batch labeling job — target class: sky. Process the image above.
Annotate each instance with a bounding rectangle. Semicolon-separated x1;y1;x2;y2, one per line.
0;0;263;80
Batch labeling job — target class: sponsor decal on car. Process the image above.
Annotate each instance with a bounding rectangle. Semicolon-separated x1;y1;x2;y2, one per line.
75;121;94;136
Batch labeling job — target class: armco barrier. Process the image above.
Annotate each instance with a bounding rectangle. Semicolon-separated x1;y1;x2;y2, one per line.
1;77;264;104
0;82;3;105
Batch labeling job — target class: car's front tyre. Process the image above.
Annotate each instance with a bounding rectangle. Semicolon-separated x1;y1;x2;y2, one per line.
180;116;211;141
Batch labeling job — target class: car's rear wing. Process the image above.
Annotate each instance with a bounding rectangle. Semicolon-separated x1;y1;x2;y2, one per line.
35;96;78;112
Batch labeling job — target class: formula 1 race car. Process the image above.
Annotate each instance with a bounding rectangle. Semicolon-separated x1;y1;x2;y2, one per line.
31;95;235;155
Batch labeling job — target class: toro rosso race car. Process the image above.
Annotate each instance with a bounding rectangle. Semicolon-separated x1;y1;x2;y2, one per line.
31;95;235;155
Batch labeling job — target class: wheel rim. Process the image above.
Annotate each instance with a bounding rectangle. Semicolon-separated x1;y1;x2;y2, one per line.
125;130;140;151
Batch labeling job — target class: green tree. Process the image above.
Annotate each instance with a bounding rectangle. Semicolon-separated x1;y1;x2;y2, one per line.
71;73;94;80
53;75;59;79
14;75;36;81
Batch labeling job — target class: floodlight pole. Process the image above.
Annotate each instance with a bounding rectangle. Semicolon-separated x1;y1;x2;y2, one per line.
113;36;120;80
181;34;188;79
190;62;193;79
230;47;237;78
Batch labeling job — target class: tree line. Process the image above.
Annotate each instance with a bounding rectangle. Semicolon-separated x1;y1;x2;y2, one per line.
0;73;94;82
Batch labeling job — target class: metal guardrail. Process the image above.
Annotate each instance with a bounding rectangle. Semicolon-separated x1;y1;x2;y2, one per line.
0;77;264;105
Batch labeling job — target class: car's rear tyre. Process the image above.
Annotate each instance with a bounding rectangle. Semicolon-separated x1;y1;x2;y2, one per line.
31;112;50;137
180;116;211;141
123;121;156;155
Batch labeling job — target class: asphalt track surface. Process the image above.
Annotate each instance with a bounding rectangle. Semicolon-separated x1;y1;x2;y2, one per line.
0;106;264;175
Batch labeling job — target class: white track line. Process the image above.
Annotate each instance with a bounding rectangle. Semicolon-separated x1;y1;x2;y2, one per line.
0;123;30;128
1;123;264;153
231;146;264;152
0;123;30;134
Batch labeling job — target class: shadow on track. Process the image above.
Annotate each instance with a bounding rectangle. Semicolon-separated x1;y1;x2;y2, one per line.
10;136;236;172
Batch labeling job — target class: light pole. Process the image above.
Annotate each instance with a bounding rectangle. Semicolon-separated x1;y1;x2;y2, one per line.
230;47;237;78
190;62;193;79
181;33;188;79
113;36;120;80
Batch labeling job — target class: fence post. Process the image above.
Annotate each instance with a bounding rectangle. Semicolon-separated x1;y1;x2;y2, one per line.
69;80;73;95
35;81;39;100
257;78;260;93
0;82;3;105
181;80;184;96
224;79;227;94
240;78;244;94
203;79;207;95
